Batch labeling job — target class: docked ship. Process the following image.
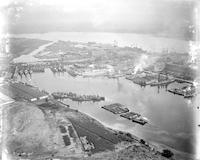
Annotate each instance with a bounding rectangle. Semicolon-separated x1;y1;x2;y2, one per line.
52;92;105;102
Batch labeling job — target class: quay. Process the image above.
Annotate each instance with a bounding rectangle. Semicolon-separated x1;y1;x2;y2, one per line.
149;79;175;86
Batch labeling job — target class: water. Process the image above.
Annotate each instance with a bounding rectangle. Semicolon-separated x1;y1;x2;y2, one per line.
20;69;195;154
11;32;190;53
14;32;195;154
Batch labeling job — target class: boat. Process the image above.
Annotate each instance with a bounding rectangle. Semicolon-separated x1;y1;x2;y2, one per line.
51;92;105;102
101;103;129;114
120;112;140;120
168;89;184;96
67;70;78;77
132;117;148;125
184;93;194;98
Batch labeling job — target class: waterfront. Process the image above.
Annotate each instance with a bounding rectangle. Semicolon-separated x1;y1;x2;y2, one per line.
19;68;195;154
4;0;200;158
9;31;197;157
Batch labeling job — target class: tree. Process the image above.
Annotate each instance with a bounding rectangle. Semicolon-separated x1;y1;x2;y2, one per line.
140;139;146;145
161;149;174;158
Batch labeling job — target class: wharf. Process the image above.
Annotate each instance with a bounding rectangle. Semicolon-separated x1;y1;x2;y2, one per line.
149;79;175;86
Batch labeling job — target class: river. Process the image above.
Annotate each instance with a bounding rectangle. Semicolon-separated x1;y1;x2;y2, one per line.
11;32;190;53
19;69;195;154
14;32;195;155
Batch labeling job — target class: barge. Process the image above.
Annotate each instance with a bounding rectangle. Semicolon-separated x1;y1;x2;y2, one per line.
168;88;184;96
132;117;148;125
101;103;129;114
120;112;140;120
168;85;195;98
120;112;148;125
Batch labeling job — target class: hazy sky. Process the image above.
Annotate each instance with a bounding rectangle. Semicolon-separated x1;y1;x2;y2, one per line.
3;0;197;40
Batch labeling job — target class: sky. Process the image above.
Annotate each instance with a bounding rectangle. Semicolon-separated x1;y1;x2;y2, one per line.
1;0;198;40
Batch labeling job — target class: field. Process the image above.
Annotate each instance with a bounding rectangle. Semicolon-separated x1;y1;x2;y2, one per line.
9;38;50;59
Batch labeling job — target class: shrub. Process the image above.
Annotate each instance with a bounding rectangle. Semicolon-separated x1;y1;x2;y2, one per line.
140;139;146;145
126;133;132;138
161;149;174;158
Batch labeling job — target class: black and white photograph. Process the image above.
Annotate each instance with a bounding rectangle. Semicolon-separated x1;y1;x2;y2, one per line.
0;0;200;159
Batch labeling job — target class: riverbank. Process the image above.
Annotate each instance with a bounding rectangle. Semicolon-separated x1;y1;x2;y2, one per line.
6;35;197;158
1;85;171;160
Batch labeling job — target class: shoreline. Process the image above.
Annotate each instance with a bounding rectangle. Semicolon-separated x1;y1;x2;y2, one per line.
5;36;196;159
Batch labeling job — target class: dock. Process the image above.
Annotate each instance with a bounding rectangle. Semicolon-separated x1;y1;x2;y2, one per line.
149;79;175;86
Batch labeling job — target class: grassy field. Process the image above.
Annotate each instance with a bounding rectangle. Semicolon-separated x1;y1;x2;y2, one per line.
9;38;51;59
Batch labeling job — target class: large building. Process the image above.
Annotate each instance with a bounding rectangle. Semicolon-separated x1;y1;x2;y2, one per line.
162;63;196;80
0;81;48;102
